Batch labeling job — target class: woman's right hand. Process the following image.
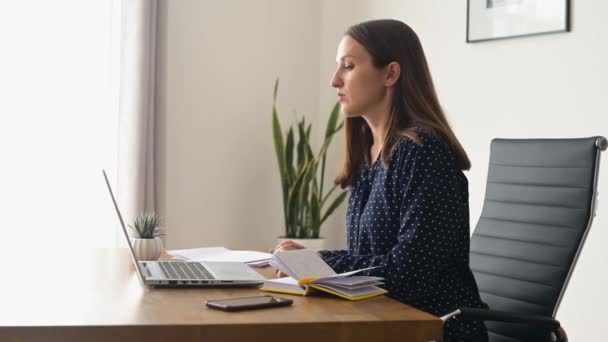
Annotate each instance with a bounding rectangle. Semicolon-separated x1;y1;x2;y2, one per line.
268;240;306;278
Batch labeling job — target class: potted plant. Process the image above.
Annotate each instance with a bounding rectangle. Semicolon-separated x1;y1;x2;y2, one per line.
129;213;165;261
271;79;348;251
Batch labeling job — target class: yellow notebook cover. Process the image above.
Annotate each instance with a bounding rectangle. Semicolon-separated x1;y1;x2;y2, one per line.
260;276;387;301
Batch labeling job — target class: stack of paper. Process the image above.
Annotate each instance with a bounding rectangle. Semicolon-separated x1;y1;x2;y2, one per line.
167;247;272;267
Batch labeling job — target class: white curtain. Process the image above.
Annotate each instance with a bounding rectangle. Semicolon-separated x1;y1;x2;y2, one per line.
117;0;159;228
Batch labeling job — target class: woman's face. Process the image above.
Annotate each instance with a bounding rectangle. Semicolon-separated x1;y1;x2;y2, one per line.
330;35;388;117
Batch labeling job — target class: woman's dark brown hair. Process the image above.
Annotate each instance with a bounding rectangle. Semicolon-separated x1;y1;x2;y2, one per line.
334;19;471;189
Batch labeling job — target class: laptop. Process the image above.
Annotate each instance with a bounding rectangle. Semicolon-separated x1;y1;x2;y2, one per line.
103;170;265;287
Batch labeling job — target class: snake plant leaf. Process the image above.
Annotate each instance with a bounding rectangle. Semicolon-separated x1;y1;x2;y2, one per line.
320;191;348;225
286;160;311;219
306;123;311;141
310;189;321;238
324;102;340;140
272;81;287;207
272;105;286;183
334;120;344;133
296;119;306;167
299;159;317;224
273;78;279;102
304;135;315;162
321;184;338;206
286;127;295;182
317;139;330;161
301;158;317;201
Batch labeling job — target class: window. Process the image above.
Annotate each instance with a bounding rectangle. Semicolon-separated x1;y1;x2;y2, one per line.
0;1;122;248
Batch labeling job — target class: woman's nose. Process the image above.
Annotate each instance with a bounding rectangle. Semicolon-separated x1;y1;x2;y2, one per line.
330;72;342;88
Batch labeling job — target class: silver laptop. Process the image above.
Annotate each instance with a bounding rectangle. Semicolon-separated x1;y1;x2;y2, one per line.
103;170;264;287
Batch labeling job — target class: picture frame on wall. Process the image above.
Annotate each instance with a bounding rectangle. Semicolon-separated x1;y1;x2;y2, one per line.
467;0;570;43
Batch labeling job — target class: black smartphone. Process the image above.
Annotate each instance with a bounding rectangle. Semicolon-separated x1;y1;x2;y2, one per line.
205;295;293;312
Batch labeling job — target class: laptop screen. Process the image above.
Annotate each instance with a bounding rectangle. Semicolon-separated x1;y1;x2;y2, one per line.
102;170;146;284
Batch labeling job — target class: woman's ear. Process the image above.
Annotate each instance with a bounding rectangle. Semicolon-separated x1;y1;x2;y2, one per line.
384;62;401;87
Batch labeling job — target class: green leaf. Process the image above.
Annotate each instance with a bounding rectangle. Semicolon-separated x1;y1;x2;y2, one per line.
286;127;295;183
286;161;311;220
299;158;316;220
306;123;311;141
310;189;321;238
317;140;330;161
272;79;289;231
321;184;338;206
334;120;344;133
324;102;340;140
130;213;162;239
305;140;314;163
273;78;279;103
320;191;348;225
272;106;286;184
296;118;306;167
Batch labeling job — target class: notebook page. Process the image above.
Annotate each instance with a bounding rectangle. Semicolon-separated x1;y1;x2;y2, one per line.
270;276;300;286
268;257;298;279
274;249;336;280
318;266;378;280
311;283;386;298
315;275;384;286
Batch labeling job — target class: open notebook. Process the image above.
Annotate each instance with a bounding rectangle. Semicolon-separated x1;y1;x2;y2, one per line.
260;249;387;301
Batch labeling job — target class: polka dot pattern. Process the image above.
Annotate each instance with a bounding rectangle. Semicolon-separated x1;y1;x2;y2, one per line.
320;127;488;341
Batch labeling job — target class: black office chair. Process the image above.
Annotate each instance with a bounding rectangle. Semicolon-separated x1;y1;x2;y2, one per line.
441;137;607;342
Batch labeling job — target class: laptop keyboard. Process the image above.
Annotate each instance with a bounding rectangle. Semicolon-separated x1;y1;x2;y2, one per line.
159;262;215;280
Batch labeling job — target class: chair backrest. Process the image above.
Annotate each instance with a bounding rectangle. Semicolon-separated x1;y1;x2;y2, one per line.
470;137;606;342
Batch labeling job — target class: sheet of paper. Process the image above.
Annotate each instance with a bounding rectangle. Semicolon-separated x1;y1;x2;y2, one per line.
246;259;271;268
204;250;272;263
167;247;271;263
168;247;228;260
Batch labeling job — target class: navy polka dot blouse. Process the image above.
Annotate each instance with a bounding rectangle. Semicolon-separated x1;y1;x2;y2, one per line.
319;127;488;341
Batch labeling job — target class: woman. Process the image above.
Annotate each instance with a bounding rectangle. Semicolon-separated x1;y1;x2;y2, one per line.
273;19;488;342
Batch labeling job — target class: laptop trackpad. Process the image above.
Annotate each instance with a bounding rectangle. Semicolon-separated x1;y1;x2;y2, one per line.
203;262;262;280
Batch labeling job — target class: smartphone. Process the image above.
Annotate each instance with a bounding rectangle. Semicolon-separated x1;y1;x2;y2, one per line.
205;295;293;312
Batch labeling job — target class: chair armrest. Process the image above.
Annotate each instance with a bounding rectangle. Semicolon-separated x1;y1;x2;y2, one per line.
443;307;566;341
454;307;560;331
441;308;560;332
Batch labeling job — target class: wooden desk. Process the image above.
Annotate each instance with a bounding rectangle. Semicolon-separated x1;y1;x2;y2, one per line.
0;248;442;342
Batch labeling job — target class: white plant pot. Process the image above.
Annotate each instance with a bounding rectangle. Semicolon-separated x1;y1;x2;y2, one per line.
276;237;325;252
131;237;163;261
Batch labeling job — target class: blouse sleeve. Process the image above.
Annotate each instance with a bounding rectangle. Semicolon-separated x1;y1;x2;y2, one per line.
318;249;348;260
319;141;461;300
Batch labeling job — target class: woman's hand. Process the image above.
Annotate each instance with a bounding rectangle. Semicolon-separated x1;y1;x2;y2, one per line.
269;240;305;277
271;240;305;254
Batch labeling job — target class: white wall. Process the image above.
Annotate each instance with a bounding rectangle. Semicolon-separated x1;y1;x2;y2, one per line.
156;0;321;250
318;0;608;340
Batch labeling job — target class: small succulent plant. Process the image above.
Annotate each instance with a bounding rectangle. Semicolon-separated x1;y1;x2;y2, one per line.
129;213;165;239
